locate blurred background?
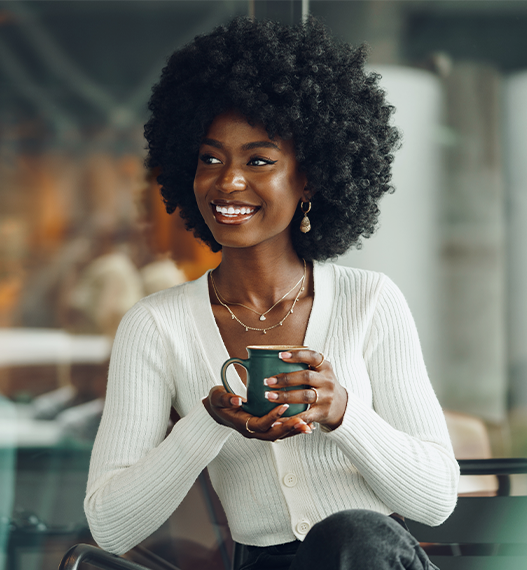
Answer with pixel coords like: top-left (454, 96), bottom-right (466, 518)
top-left (1, 1), bottom-right (527, 569)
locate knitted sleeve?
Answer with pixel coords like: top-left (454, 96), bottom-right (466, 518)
top-left (84, 302), bottom-right (232, 554)
top-left (326, 275), bottom-right (459, 526)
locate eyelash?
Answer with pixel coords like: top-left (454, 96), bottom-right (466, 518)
top-left (248, 157), bottom-right (277, 166)
top-left (199, 154), bottom-right (221, 165)
top-left (199, 154), bottom-right (277, 167)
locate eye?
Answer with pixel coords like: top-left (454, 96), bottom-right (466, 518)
top-left (199, 154), bottom-right (222, 165)
top-left (247, 157), bottom-right (278, 167)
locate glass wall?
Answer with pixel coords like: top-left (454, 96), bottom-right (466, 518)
top-left (1, 1), bottom-right (527, 569)
top-left (0, 3), bottom-right (244, 569)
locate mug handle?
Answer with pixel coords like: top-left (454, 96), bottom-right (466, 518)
top-left (221, 358), bottom-right (248, 396)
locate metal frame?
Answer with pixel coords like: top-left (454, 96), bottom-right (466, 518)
top-left (406, 458), bottom-right (527, 568)
top-left (58, 544), bottom-right (179, 570)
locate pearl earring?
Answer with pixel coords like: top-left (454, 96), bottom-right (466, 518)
top-left (299, 201), bottom-right (312, 233)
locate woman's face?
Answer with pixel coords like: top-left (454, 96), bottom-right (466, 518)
top-left (194, 110), bottom-right (307, 252)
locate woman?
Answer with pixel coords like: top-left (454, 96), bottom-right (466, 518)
top-left (85, 17), bottom-right (459, 570)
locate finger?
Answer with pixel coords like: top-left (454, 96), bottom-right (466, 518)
top-left (292, 418), bottom-right (312, 433)
top-left (210, 386), bottom-right (244, 409)
top-left (245, 407), bottom-right (313, 440)
top-left (264, 387), bottom-right (318, 405)
top-left (279, 349), bottom-right (326, 370)
top-left (247, 404), bottom-right (290, 433)
top-left (265, 368), bottom-right (318, 389)
top-left (271, 417), bottom-right (313, 436)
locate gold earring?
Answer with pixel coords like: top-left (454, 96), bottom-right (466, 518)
top-left (300, 201), bottom-right (312, 233)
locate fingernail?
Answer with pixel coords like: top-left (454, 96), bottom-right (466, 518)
top-left (231, 397), bottom-right (242, 406)
top-left (304, 427), bottom-right (313, 434)
top-left (278, 404), bottom-right (289, 415)
top-left (264, 377), bottom-right (278, 386)
top-left (271, 422), bottom-right (282, 428)
top-left (265, 391), bottom-right (279, 401)
top-left (294, 420), bottom-right (306, 429)
top-left (279, 352), bottom-right (292, 359)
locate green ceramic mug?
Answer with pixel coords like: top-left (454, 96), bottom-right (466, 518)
top-left (221, 345), bottom-right (309, 417)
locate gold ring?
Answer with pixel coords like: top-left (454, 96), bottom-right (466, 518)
top-left (313, 354), bottom-right (325, 370)
top-left (311, 388), bottom-right (319, 404)
top-left (245, 418), bottom-right (256, 434)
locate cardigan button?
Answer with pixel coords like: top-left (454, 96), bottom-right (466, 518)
top-left (283, 473), bottom-right (298, 487)
top-left (295, 520), bottom-right (311, 535)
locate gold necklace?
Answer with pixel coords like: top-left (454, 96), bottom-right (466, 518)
top-left (213, 260), bottom-right (306, 321)
top-left (210, 260), bottom-right (306, 334)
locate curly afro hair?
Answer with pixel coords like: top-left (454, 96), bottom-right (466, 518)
top-left (144, 16), bottom-right (400, 261)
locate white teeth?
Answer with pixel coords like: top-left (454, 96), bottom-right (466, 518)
top-left (215, 205), bottom-right (255, 216)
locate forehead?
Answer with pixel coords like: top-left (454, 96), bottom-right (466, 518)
top-left (205, 110), bottom-right (265, 138)
top-left (203, 110), bottom-right (295, 155)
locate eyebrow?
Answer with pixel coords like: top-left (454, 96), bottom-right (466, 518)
top-left (201, 138), bottom-right (281, 152)
top-left (243, 141), bottom-right (281, 151)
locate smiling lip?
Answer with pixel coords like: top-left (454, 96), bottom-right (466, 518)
top-left (211, 202), bottom-right (260, 225)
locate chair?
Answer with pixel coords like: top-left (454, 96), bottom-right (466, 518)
top-left (406, 458), bottom-right (527, 570)
top-left (59, 544), bottom-right (175, 570)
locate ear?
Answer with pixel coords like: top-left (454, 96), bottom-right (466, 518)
top-left (302, 184), bottom-right (315, 202)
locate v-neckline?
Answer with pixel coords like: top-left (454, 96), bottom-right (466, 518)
top-left (186, 261), bottom-right (334, 395)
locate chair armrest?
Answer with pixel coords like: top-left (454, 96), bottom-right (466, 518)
top-left (59, 544), bottom-right (156, 570)
top-left (458, 458), bottom-right (527, 476)
top-left (458, 458), bottom-right (527, 496)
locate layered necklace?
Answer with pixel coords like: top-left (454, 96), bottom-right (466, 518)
top-left (210, 259), bottom-right (306, 334)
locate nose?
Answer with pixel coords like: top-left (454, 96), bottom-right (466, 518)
top-left (216, 163), bottom-right (246, 193)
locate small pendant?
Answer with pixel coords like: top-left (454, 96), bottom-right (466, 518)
top-left (245, 327), bottom-right (249, 331)
top-left (300, 216), bottom-right (311, 233)
top-left (260, 315), bottom-right (266, 321)
top-left (263, 330), bottom-right (267, 334)
top-left (231, 315), bottom-right (235, 319)
top-left (290, 309), bottom-right (294, 314)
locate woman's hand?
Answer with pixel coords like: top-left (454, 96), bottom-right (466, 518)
top-left (265, 349), bottom-right (348, 431)
top-left (203, 386), bottom-right (314, 441)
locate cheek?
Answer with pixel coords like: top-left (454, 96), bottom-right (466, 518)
top-left (282, 172), bottom-right (306, 206)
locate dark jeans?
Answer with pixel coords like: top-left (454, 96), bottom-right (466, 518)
top-left (237, 510), bottom-right (439, 570)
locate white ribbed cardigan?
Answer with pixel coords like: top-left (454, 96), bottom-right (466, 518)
top-left (84, 262), bottom-right (459, 554)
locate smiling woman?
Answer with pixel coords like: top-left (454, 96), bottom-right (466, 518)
top-left (194, 110), bottom-right (308, 250)
top-left (144, 17), bottom-right (401, 262)
top-left (84, 15), bottom-right (459, 570)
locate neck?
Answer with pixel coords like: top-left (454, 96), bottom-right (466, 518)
top-left (212, 244), bottom-right (306, 308)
